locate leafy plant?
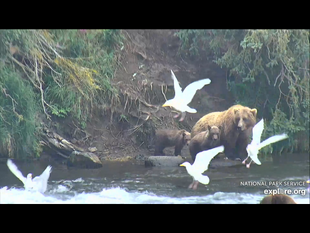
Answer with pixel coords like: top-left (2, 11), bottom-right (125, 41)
top-left (119, 114), bottom-right (129, 123)
top-left (0, 29), bottom-right (125, 159)
top-left (177, 29), bottom-right (309, 153)
top-left (0, 67), bottom-right (40, 159)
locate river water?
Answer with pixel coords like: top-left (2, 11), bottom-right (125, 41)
top-left (0, 159), bottom-right (309, 204)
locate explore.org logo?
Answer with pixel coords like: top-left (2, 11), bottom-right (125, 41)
top-left (240, 179), bottom-right (310, 197)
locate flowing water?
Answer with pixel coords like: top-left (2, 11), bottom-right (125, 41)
top-left (0, 158), bottom-right (309, 204)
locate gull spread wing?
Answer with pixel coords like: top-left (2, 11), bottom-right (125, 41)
top-left (33, 165), bottom-right (52, 193)
top-left (171, 70), bottom-right (182, 98)
top-left (258, 133), bottom-right (288, 150)
top-left (252, 119), bottom-right (264, 144)
top-left (7, 159), bottom-right (27, 185)
top-left (192, 145), bottom-right (224, 174)
top-left (181, 79), bottom-right (211, 105)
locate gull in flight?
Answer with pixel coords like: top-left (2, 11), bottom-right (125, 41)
top-left (180, 145), bottom-right (224, 190)
top-left (162, 70), bottom-right (211, 121)
top-left (242, 119), bottom-right (289, 168)
top-left (7, 159), bottom-right (52, 193)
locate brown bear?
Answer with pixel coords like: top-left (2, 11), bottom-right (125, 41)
top-left (189, 125), bottom-right (222, 161)
top-left (154, 129), bottom-right (191, 156)
top-left (191, 104), bottom-right (257, 160)
top-left (260, 194), bottom-right (297, 204)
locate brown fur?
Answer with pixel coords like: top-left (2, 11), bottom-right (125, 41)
top-left (189, 125), bottom-right (222, 161)
top-left (154, 129), bottom-right (191, 156)
top-left (260, 194), bottom-right (297, 204)
top-left (191, 105), bottom-right (257, 160)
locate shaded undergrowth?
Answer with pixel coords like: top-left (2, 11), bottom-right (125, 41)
top-left (176, 29), bottom-right (309, 154)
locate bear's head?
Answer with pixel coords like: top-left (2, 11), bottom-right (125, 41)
top-left (234, 107), bottom-right (257, 132)
top-left (181, 130), bottom-right (191, 146)
top-left (207, 125), bottom-right (222, 142)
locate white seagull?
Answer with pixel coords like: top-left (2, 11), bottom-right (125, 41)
top-left (180, 145), bottom-right (224, 190)
top-left (7, 159), bottom-right (52, 193)
top-left (242, 119), bottom-right (289, 168)
top-left (162, 70), bottom-right (211, 121)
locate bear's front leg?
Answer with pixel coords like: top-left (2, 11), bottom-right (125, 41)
top-left (235, 133), bottom-right (250, 160)
top-left (236, 147), bottom-right (247, 161)
top-left (174, 139), bottom-right (185, 156)
top-left (174, 147), bottom-right (182, 156)
top-left (224, 146), bottom-right (238, 160)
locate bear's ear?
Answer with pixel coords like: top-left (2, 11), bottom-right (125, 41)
top-left (218, 125), bottom-right (222, 131)
top-left (207, 125), bottom-right (211, 131)
top-left (234, 109), bottom-right (239, 114)
top-left (182, 130), bottom-right (189, 137)
top-left (251, 108), bottom-right (257, 118)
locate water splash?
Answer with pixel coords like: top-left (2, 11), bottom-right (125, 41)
top-left (1, 185), bottom-right (308, 204)
top-left (72, 178), bottom-right (84, 183)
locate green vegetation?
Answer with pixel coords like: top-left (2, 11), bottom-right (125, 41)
top-left (1, 29), bottom-right (308, 159)
top-left (177, 29), bottom-right (309, 154)
top-left (0, 30), bottom-right (123, 159)
top-left (0, 67), bottom-right (39, 159)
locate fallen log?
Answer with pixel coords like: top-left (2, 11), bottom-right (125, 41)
top-left (41, 125), bottom-right (102, 169)
top-left (67, 151), bottom-right (102, 169)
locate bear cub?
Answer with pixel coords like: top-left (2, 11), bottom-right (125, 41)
top-left (189, 125), bottom-right (222, 161)
top-left (154, 129), bottom-right (191, 156)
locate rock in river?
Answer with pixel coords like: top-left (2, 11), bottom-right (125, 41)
top-left (208, 158), bottom-right (243, 169)
top-left (145, 155), bottom-right (185, 167)
top-left (144, 155), bottom-right (243, 168)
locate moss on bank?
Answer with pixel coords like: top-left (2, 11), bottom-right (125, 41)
top-left (0, 30), bottom-right (124, 159)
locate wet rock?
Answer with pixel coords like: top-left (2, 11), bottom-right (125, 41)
top-left (55, 180), bottom-right (74, 191)
top-left (67, 151), bottom-right (102, 169)
top-left (209, 158), bottom-right (243, 169)
top-left (145, 155), bottom-right (185, 167)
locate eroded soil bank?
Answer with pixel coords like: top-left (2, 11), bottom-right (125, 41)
top-left (38, 30), bottom-right (236, 165)
top-left (7, 30), bottom-right (306, 167)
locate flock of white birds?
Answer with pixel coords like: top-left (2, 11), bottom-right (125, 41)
top-left (6, 70), bottom-right (289, 192)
